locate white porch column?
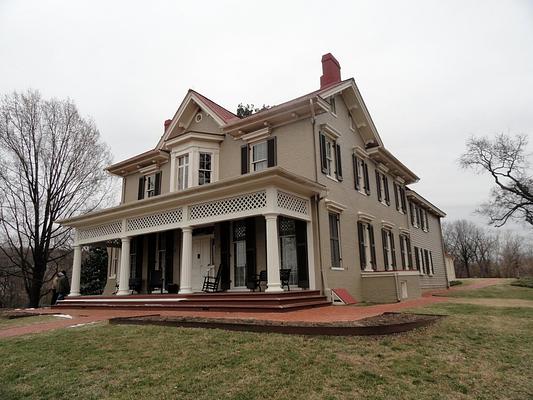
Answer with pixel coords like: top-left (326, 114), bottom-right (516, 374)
top-left (179, 226), bottom-right (193, 294)
top-left (169, 152), bottom-right (176, 192)
top-left (264, 213), bottom-right (283, 292)
top-left (116, 237), bottom-right (132, 295)
top-left (70, 245), bottom-right (82, 296)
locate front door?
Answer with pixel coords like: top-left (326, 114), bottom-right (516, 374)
top-left (191, 236), bottom-right (213, 292)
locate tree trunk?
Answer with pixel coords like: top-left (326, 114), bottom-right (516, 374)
top-left (27, 259), bottom-right (47, 308)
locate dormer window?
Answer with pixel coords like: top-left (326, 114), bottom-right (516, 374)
top-left (251, 141), bottom-right (268, 172)
top-left (329, 96), bottom-right (337, 115)
top-left (198, 152), bottom-right (212, 185)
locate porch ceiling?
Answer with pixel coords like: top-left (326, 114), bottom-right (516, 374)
top-left (58, 167), bottom-right (325, 229)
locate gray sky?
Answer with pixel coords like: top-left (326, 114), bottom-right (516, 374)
top-left (1, 0), bottom-right (532, 232)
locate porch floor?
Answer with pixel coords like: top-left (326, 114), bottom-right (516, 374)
top-left (53, 290), bottom-right (331, 313)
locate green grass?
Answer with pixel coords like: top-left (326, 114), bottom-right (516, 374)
top-left (0, 315), bottom-right (62, 330)
top-left (511, 277), bottom-right (533, 288)
top-left (442, 281), bottom-right (533, 301)
top-left (0, 304), bottom-right (532, 400)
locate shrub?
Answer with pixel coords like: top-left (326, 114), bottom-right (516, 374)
top-left (510, 278), bottom-right (533, 288)
top-left (449, 280), bottom-right (463, 287)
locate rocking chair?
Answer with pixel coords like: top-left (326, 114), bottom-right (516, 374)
top-left (202, 264), bottom-right (223, 293)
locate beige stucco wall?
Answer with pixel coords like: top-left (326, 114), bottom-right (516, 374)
top-left (409, 212), bottom-right (448, 289)
top-left (361, 274), bottom-right (420, 303)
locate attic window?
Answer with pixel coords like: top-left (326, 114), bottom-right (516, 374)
top-left (195, 113), bottom-right (203, 122)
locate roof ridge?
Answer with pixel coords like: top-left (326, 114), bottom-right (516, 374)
top-left (189, 89), bottom-right (240, 123)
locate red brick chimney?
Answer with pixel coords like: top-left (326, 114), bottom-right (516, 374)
top-left (164, 119), bottom-right (172, 132)
top-left (320, 53), bottom-right (341, 89)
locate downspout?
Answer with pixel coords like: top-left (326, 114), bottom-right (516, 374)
top-left (309, 98), bottom-right (328, 296)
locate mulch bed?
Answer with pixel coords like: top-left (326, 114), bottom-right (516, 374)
top-left (109, 312), bottom-right (443, 336)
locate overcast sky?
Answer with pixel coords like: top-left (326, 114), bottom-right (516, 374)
top-left (1, 0), bottom-right (532, 232)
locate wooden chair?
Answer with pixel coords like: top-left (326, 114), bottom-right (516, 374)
top-left (149, 270), bottom-right (163, 293)
top-left (280, 268), bottom-right (291, 291)
top-left (252, 270), bottom-right (268, 292)
top-left (202, 264), bottom-right (222, 293)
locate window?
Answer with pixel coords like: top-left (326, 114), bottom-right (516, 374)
top-left (156, 233), bottom-right (166, 272)
top-left (353, 154), bottom-right (370, 195)
top-left (138, 172), bottom-right (161, 200)
top-left (429, 251), bottom-right (435, 275)
top-left (381, 229), bottom-right (396, 270)
top-left (394, 183), bottom-right (407, 214)
top-left (358, 221), bottom-right (376, 271)
top-left (376, 171), bottom-right (390, 206)
top-left (129, 239), bottom-right (137, 279)
top-left (251, 141), bottom-right (268, 172)
top-left (110, 250), bottom-right (118, 278)
top-left (198, 152), bottom-right (212, 185)
top-left (177, 154), bottom-right (189, 190)
top-left (329, 213), bottom-right (342, 269)
top-left (399, 234), bottom-right (412, 270)
top-left (145, 174), bottom-right (156, 198)
top-left (319, 132), bottom-right (342, 181)
top-left (330, 96), bottom-right (336, 115)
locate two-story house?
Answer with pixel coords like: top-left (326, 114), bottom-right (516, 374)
top-left (58, 53), bottom-right (448, 308)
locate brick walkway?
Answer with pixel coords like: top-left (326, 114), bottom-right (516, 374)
top-left (0, 278), bottom-right (502, 339)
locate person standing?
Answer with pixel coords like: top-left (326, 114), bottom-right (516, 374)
top-left (56, 271), bottom-right (70, 302)
top-left (51, 273), bottom-right (59, 305)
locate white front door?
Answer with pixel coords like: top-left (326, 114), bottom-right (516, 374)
top-left (191, 236), bottom-right (214, 292)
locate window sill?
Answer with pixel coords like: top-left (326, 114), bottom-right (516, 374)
top-left (330, 267), bottom-right (344, 271)
top-left (357, 189), bottom-right (369, 196)
top-left (325, 174), bottom-right (339, 183)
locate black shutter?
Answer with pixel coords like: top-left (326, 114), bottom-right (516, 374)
top-left (353, 154), bottom-right (360, 190)
top-left (394, 183), bottom-right (399, 211)
top-left (267, 136), bottom-right (277, 168)
top-left (165, 230), bottom-right (174, 287)
top-left (400, 188), bottom-right (407, 213)
top-left (220, 222), bottom-right (231, 290)
top-left (357, 221), bottom-right (366, 270)
top-left (376, 171), bottom-right (382, 201)
top-left (135, 236), bottom-right (144, 280)
top-left (399, 236), bottom-right (406, 270)
top-left (154, 171), bottom-right (162, 196)
top-left (407, 238), bottom-right (413, 270)
top-left (424, 250), bottom-right (430, 275)
top-left (369, 225), bottom-right (376, 270)
top-left (335, 143), bottom-right (343, 181)
top-left (138, 177), bottom-right (145, 200)
top-left (295, 219), bottom-right (309, 288)
top-left (382, 229), bottom-right (388, 268)
top-left (425, 210), bottom-right (430, 231)
top-left (363, 163), bottom-right (370, 194)
top-left (430, 251), bottom-right (434, 274)
top-left (414, 246), bottom-right (420, 271)
top-left (390, 232), bottom-right (396, 269)
top-left (241, 145), bottom-right (249, 174)
top-left (245, 218), bottom-right (256, 288)
top-left (319, 133), bottom-right (327, 173)
top-left (384, 176), bottom-right (390, 205)
top-left (410, 203), bottom-right (415, 226)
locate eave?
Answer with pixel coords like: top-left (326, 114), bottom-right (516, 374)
top-left (106, 149), bottom-right (169, 177)
top-left (366, 146), bottom-right (419, 185)
top-left (406, 189), bottom-right (446, 218)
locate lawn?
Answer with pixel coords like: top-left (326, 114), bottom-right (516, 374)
top-left (0, 303), bottom-right (532, 400)
top-left (0, 315), bottom-right (63, 330)
top-left (442, 280), bottom-right (533, 301)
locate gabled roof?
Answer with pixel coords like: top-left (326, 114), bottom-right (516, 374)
top-left (190, 90), bottom-right (239, 124)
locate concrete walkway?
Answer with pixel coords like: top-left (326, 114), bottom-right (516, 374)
top-left (0, 278), bottom-right (503, 339)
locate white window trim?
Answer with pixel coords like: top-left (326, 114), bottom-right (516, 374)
top-left (250, 141), bottom-right (268, 173)
top-left (198, 152), bottom-right (213, 185)
top-left (177, 153), bottom-right (190, 191)
top-left (361, 221), bottom-right (374, 272)
top-left (144, 173), bottom-right (156, 198)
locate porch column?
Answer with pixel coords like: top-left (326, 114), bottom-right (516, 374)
top-left (264, 213), bottom-right (283, 292)
top-left (179, 226), bottom-right (193, 294)
top-left (306, 221), bottom-right (316, 290)
top-left (116, 237), bottom-right (132, 296)
top-left (70, 245), bottom-right (82, 296)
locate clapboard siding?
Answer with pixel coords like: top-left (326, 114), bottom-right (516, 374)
top-left (409, 211), bottom-right (448, 289)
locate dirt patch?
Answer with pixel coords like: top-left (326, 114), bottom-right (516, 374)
top-left (110, 312), bottom-right (442, 336)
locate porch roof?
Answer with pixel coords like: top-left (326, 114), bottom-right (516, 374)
top-left (58, 167), bottom-right (326, 228)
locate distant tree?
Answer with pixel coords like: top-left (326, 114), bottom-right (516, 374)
top-left (499, 234), bottom-right (524, 279)
top-left (460, 134), bottom-right (533, 227)
top-left (80, 247), bottom-right (108, 295)
top-left (236, 103), bottom-right (270, 118)
top-left (0, 90), bottom-right (115, 307)
top-left (443, 220), bottom-right (479, 278)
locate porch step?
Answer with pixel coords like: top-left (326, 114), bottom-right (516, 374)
top-left (53, 290), bottom-right (331, 313)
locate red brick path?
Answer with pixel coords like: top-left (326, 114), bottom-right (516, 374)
top-left (0, 278), bottom-right (502, 339)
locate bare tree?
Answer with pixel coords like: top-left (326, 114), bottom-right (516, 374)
top-left (443, 220), bottom-right (480, 278)
top-left (0, 90), bottom-right (114, 307)
top-left (460, 134), bottom-right (533, 227)
top-left (499, 234), bottom-right (524, 279)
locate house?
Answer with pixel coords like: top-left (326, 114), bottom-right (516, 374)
top-left (57, 53), bottom-right (448, 308)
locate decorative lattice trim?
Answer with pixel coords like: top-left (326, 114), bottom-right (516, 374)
top-left (189, 191), bottom-right (267, 220)
top-left (277, 191), bottom-right (309, 215)
top-left (78, 221), bottom-right (122, 241)
top-left (126, 208), bottom-right (183, 232)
